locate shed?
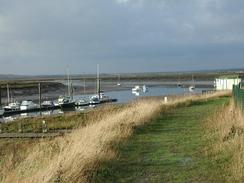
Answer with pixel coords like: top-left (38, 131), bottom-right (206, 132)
top-left (214, 75), bottom-right (241, 90)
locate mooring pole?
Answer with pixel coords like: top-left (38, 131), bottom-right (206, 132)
top-left (38, 82), bottom-right (42, 109)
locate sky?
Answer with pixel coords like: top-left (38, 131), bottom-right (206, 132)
top-left (0, 0), bottom-right (244, 75)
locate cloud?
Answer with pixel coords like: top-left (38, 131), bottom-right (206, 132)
top-left (0, 0), bottom-right (243, 74)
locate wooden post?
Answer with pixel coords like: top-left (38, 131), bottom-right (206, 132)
top-left (38, 83), bottom-right (42, 109)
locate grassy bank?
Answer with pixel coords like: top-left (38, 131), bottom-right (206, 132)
top-left (204, 101), bottom-right (244, 182)
top-left (92, 97), bottom-right (229, 182)
top-left (0, 104), bottom-right (122, 133)
top-left (0, 92), bottom-right (230, 182)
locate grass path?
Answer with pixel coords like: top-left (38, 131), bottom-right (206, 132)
top-left (92, 98), bottom-right (229, 183)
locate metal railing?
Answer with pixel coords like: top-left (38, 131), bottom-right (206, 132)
top-left (233, 83), bottom-right (244, 110)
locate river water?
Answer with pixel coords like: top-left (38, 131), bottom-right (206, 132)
top-left (0, 86), bottom-right (209, 123)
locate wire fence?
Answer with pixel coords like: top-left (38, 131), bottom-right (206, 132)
top-left (233, 84), bottom-right (244, 110)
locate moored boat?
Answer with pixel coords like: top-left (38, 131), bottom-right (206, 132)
top-left (75, 98), bottom-right (89, 106)
top-left (189, 86), bottom-right (195, 92)
top-left (132, 85), bottom-right (141, 92)
top-left (90, 95), bottom-right (100, 105)
top-left (57, 96), bottom-right (75, 108)
top-left (20, 100), bottom-right (38, 111)
top-left (4, 101), bottom-right (20, 111)
top-left (142, 85), bottom-right (149, 93)
top-left (41, 101), bottom-right (55, 108)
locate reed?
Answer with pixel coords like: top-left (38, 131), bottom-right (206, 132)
top-left (0, 92), bottom-right (230, 183)
top-left (204, 100), bottom-right (244, 182)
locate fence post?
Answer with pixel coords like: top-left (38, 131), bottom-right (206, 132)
top-left (42, 120), bottom-right (48, 133)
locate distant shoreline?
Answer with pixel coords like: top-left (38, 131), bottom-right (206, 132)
top-left (0, 79), bottom-right (214, 104)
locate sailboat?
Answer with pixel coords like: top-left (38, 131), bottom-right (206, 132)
top-left (90, 64), bottom-right (102, 105)
top-left (57, 68), bottom-right (75, 108)
top-left (4, 84), bottom-right (20, 111)
top-left (117, 74), bottom-right (121, 86)
top-left (177, 74), bottom-right (183, 88)
top-left (189, 75), bottom-right (195, 92)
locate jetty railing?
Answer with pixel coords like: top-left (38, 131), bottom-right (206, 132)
top-left (233, 83), bottom-right (244, 110)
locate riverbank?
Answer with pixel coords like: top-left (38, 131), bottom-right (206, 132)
top-left (0, 79), bottom-right (214, 104)
top-left (0, 92), bottom-right (230, 182)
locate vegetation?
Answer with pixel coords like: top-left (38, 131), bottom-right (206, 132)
top-left (0, 92), bottom-right (232, 182)
top-left (0, 104), bottom-right (122, 133)
top-left (92, 97), bottom-right (229, 182)
top-left (204, 100), bottom-right (244, 182)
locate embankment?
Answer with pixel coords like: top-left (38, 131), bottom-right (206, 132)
top-left (0, 92), bottom-right (230, 182)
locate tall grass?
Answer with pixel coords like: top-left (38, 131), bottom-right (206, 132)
top-left (1, 92), bottom-right (230, 183)
top-left (204, 100), bottom-right (244, 182)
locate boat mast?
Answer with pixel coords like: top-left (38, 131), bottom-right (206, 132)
top-left (192, 74), bottom-right (195, 87)
top-left (97, 64), bottom-right (101, 99)
top-left (67, 67), bottom-right (71, 97)
top-left (7, 83), bottom-right (10, 104)
top-left (83, 77), bottom-right (86, 95)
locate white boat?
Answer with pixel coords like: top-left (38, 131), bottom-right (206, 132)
top-left (189, 75), bottom-right (196, 92)
top-left (117, 75), bottom-right (121, 86)
top-left (132, 85), bottom-right (141, 92)
top-left (142, 85), bottom-right (149, 93)
top-left (90, 95), bottom-right (101, 105)
top-left (41, 101), bottom-right (55, 108)
top-left (20, 100), bottom-right (38, 111)
top-left (189, 86), bottom-right (195, 92)
top-left (132, 91), bottom-right (140, 96)
top-left (4, 101), bottom-right (20, 111)
top-left (75, 98), bottom-right (89, 106)
top-left (57, 96), bottom-right (75, 108)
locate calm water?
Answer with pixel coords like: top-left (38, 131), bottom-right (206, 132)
top-left (0, 86), bottom-right (208, 123)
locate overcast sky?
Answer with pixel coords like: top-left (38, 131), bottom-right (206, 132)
top-left (0, 0), bottom-right (244, 75)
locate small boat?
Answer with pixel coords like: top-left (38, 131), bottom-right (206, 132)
top-left (90, 95), bottom-right (100, 105)
top-left (132, 85), bottom-right (141, 92)
top-left (177, 83), bottom-right (183, 88)
top-left (41, 101), bottom-right (55, 108)
top-left (4, 101), bottom-right (20, 111)
top-left (57, 96), bottom-right (75, 108)
top-left (117, 75), bottom-right (121, 86)
top-left (132, 91), bottom-right (140, 96)
top-left (142, 85), bottom-right (149, 93)
top-left (20, 100), bottom-right (38, 111)
top-left (189, 75), bottom-right (195, 92)
top-left (189, 86), bottom-right (195, 92)
top-left (75, 98), bottom-right (89, 106)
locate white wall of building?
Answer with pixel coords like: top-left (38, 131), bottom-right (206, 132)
top-left (215, 78), bottom-right (241, 90)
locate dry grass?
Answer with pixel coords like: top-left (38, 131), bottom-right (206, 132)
top-left (204, 100), bottom-right (244, 182)
top-left (0, 92), bottom-right (230, 183)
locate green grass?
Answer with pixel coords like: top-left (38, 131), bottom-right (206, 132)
top-left (92, 97), bottom-right (229, 183)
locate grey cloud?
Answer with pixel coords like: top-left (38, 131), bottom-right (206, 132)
top-left (0, 0), bottom-right (244, 74)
